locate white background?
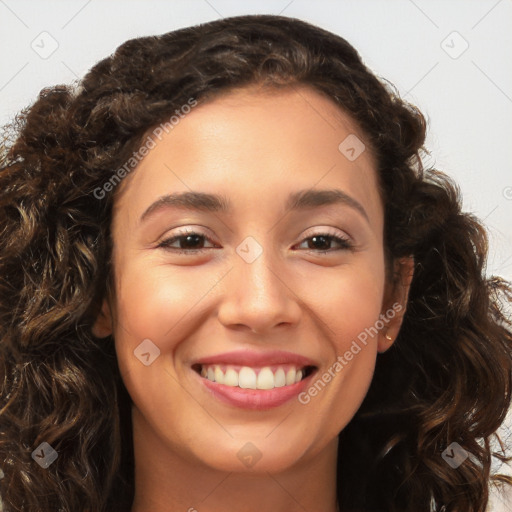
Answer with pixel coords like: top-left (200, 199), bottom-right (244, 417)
top-left (1, 1), bottom-right (511, 510)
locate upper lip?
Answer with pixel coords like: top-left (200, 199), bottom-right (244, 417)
top-left (192, 349), bottom-right (318, 368)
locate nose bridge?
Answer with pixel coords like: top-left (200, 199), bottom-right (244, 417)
top-left (236, 234), bottom-right (287, 306)
top-left (217, 234), bottom-right (299, 332)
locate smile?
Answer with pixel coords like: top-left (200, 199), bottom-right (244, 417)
top-left (193, 363), bottom-right (316, 390)
top-left (191, 363), bottom-right (319, 411)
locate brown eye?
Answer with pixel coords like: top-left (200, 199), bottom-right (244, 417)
top-left (296, 233), bottom-right (353, 253)
top-left (157, 231), bottom-right (216, 253)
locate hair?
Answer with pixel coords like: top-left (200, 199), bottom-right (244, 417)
top-left (1, 13), bottom-right (511, 512)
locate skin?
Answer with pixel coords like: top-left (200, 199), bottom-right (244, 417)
top-left (93, 84), bottom-right (414, 512)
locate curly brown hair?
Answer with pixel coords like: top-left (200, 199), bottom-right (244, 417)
top-left (1, 13), bottom-right (511, 512)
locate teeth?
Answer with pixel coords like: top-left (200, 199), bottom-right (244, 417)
top-left (285, 368), bottom-right (296, 386)
top-left (274, 367), bottom-right (286, 387)
top-left (214, 366), bottom-right (224, 385)
top-left (199, 364), bottom-right (309, 389)
top-left (239, 367), bottom-right (257, 389)
top-left (256, 367), bottom-right (274, 390)
top-left (224, 367), bottom-right (239, 387)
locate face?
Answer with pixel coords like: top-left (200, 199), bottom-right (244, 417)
top-left (94, 85), bottom-right (411, 474)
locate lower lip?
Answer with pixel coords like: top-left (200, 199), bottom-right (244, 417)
top-left (194, 369), bottom-right (316, 410)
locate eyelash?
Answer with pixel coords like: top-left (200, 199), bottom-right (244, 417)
top-left (156, 229), bottom-right (354, 254)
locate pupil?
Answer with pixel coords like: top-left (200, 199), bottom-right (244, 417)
top-left (183, 234), bottom-right (202, 249)
top-left (310, 235), bottom-right (329, 250)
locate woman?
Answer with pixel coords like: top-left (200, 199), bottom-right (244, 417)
top-left (0, 14), bottom-right (511, 512)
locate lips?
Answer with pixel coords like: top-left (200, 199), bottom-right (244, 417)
top-left (190, 349), bottom-right (318, 409)
top-left (191, 350), bottom-right (318, 386)
top-left (191, 349), bottom-right (317, 368)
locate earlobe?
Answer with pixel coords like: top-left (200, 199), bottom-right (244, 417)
top-left (377, 328), bottom-right (402, 353)
top-left (377, 256), bottom-right (415, 353)
top-left (91, 299), bottom-right (113, 338)
top-left (378, 329), bottom-right (398, 353)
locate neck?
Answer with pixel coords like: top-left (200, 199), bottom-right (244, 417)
top-left (129, 408), bottom-right (340, 512)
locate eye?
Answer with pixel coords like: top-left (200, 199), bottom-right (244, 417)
top-left (156, 230), bottom-right (216, 253)
top-left (156, 229), bottom-right (354, 254)
top-left (295, 231), bottom-right (354, 253)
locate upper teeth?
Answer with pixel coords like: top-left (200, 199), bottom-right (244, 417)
top-left (200, 365), bottom-right (305, 389)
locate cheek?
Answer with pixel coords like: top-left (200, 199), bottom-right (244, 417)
top-left (111, 261), bottom-right (211, 432)
top-left (296, 259), bottom-right (386, 425)
top-left (113, 260), bottom-right (216, 351)
top-left (302, 256), bottom-right (386, 343)
top-left (332, 266), bottom-right (385, 377)
top-left (334, 275), bottom-right (385, 343)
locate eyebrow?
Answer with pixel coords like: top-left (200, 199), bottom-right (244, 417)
top-left (140, 188), bottom-right (369, 223)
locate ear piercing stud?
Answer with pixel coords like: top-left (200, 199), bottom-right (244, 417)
top-left (385, 333), bottom-right (393, 341)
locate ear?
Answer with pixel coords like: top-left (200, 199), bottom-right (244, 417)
top-left (377, 256), bottom-right (414, 353)
top-left (91, 298), bottom-right (114, 338)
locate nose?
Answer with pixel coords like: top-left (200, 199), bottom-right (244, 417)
top-left (216, 247), bottom-right (301, 335)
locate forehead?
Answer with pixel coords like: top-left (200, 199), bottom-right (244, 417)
top-left (113, 85), bottom-right (382, 227)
